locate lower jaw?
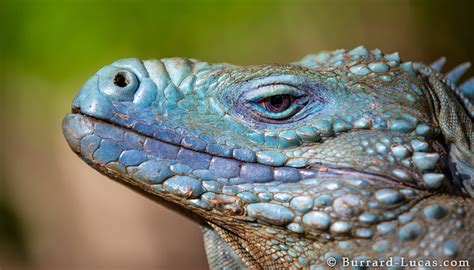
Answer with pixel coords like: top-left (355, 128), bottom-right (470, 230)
top-left (62, 113), bottom-right (474, 263)
top-left (62, 113), bottom-right (432, 236)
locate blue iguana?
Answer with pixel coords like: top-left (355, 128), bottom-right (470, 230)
top-left (63, 46), bottom-right (473, 269)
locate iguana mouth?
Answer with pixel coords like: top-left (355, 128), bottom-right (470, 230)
top-left (66, 109), bottom-right (416, 190)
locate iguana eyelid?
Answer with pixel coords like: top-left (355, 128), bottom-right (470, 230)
top-left (243, 84), bottom-right (303, 102)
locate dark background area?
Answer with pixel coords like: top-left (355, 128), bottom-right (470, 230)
top-left (1, 0), bottom-right (473, 269)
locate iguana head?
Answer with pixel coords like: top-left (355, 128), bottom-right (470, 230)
top-left (63, 47), bottom-right (473, 268)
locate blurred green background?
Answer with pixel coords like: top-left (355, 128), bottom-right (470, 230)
top-left (1, 0), bottom-right (473, 269)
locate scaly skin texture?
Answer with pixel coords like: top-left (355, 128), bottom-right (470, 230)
top-left (63, 46), bottom-right (473, 269)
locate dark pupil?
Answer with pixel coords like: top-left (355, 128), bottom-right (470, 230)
top-left (270, 95), bottom-right (283, 107)
top-left (264, 95), bottom-right (292, 113)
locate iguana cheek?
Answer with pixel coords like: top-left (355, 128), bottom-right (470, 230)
top-left (283, 130), bottom-right (450, 192)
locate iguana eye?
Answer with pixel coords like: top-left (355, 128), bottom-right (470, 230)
top-left (246, 84), bottom-right (305, 120)
top-left (239, 81), bottom-right (315, 122)
top-left (257, 94), bottom-right (295, 113)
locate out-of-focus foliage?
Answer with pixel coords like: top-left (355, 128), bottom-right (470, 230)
top-left (2, 0), bottom-right (473, 83)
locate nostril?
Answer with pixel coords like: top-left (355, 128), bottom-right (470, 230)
top-left (98, 66), bottom-right (138, 100)
top-left (113, 72), bottom-right (129, 88)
